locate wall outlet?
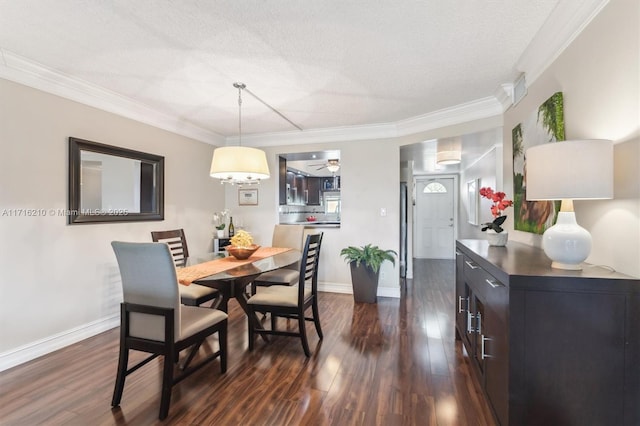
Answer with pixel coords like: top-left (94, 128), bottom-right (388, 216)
top-left (380, 207), bottom-right (387, 216)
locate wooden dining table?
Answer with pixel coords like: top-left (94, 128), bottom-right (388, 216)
top-left (177, 247), bottom-right (301, 328)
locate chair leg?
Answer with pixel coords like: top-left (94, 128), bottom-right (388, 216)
top-left (111, 344), bottom-right (129, 406)
top-left (219, 325), bottom-right (227, 373)
top-left (298, 313), bottom-right (311, 357)
top-left (312, 299), bottom-right (323, 339)
top-left (247, 313), bottom-right (255, 352)
top-left (159, 352), bottom-right (174, 420)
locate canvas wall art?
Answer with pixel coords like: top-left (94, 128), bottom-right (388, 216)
top-left (512, 92), bottom-right (564, 234)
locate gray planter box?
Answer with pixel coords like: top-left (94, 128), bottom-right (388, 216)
top-left (349, 262), bottom-right (379, 303)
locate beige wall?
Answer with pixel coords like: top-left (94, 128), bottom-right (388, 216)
top-left (503, 0), bottom-right (640, 277)
top-left (221, 139), bottom-right (401, 293)
top-left (0, 79), bottom-right (225, 366)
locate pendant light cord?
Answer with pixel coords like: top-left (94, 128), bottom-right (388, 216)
top-left (234, 82), bottom-right (245, 146)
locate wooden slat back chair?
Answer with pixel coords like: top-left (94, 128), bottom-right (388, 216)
top-left (247, 232), bottom-right (323, 357)
top-left (151, 229), bottom-right (190, 266)
top-left (151, 229), bottom-right (220, 308)
top-left (251, 224), bottom-right (305, 294)
top-left (111, 241), bottom-right (228, 420)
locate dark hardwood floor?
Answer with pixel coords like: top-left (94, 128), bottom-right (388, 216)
top-left (0, 260), bottom-right (495, 425)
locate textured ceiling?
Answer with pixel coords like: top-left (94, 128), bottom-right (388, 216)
top-left (0, 0), bottom-right (560, 139)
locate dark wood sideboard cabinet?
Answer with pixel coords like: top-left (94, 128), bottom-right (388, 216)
top-left (455, 239), bottom-right (640, 426)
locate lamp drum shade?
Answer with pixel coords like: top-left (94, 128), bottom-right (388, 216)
top-left (210, 146), bottom-right (270, 182)
top-left (525, 139), bottom-right (613, 270)
top-left (525, 139), bottom-right (613, 201)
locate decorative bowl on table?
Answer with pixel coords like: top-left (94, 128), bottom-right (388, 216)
top-left (226, 244), bottom-right (260, 260)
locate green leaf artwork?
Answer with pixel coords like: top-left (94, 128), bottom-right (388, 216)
top-left (512, 92), bottom-right (564, 235)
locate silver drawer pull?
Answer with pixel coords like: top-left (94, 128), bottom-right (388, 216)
top-left (455, 250), bottom-right (462, 255)
top-left (465, 260), bottom-right (479, 270)
top-left (458, 296), bottom-right (468, 313)
top-left (485, 278), bottom-right (504, 288)
top-left (481, 335), bottom-right (492, 360)
top-left (466, 311), bottom-right (474, 334)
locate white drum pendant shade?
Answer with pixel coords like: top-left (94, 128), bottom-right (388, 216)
top-left (210, 146), bottom-right (270, 182)
top-left (436, 137), bottom-right (462, 165)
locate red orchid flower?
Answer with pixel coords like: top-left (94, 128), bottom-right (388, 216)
top-left (479, 187), bottom-right (513, 233)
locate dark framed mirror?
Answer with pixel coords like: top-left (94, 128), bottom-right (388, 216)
top-left (68, 137), bottom-right (164, 224)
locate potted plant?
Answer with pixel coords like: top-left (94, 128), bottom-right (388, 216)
top-left (213, 210), bottom-right (228, 238)
top-left (479, 187), bottom-right (513, 246)
top-left (340, 244), bottom-right (397, 303)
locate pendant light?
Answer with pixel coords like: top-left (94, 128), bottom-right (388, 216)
top-left (436, 137), bottom-right (462, 165)
top-left (210, 82), bottom-right (270, 185)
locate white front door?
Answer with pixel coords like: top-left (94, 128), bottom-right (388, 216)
top-left (414, 177), bottom-right (455, 259)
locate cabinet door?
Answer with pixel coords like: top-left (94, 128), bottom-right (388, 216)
top-left (307, 177), bottom-right (322, 205)
top-left (455, 250), bottom-right (467, 341)
top-left (519, 291), bottom-right (626, 426)
top-left (286, 172), bottom-right (295, 204)
top-left (295, 175), bottom-right (306, 204)
top-left (482, 304), bottom-right (508, 426)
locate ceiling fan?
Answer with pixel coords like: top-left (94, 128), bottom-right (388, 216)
top-left (310, 159), bottom-right (340, 173)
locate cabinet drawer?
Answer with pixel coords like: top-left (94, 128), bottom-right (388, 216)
top-left (464, 256), bottom-right (508, 324)
top-left (463, 256), bottom-right (483, 284)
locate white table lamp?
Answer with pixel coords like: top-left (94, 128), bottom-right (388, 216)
top-left (525, 139), bottom-right (613, 270)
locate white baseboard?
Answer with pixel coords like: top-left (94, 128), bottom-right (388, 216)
top-left (0, 314), bottom-right (120, 373)
top-left (319, 281), bottom-right (401, 299)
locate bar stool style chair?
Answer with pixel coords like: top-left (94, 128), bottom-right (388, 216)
top-left (110, 241), bottom-right (228, 420)
top-left (151, 229), bottom-right (220, 308)
top-left (247, 232), bottom-right (323, 357)
top-left (251, 225), bottom-right (305, 294)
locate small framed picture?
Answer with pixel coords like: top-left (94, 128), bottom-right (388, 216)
top-left (467, 179), bottom-right (479, 225)
top-left (238, 188), bottom-right (258, 206)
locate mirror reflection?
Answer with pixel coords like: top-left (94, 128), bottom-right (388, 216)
top-left (69, 137), bottom-right (164, 224)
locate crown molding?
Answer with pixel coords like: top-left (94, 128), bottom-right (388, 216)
top-left (226, 122), bottom-right (398, 147)
top-left (228, 97), bottom-right (503, 147)
top-left (515, 0), bottom-right (609, 85)
top-left (494, 83), bottom-right (514, 111)
top-left (1, 49), bottom-right (503, 148)
top-left (0, 50), bottom-right (225, 145)
top-left (395, 96), bottom-right (503, 136)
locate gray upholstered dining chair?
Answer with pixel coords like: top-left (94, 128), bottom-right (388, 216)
top-left (151, 229), bottom-right (220, 308)
top-left (111, 241), bottom-right (228, 420)
top-left (250, 224), bottom-right (305, 294)
top-left (247, 232), bottom-right (323, 357)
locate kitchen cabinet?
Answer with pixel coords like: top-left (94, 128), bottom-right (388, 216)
top-left (306, 177), bottom-right (322, 205)
top-left (455, 239), bottom-right (640, 426)
top-left (282, 172), bottom-right (323, 206)
top-left (285, 171), bottom-right (295, 204)
top-left (294, 174), bottom-right (305, 205)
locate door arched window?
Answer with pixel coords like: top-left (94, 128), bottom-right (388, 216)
top-left (423, 182), bottom-right (447, 193)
